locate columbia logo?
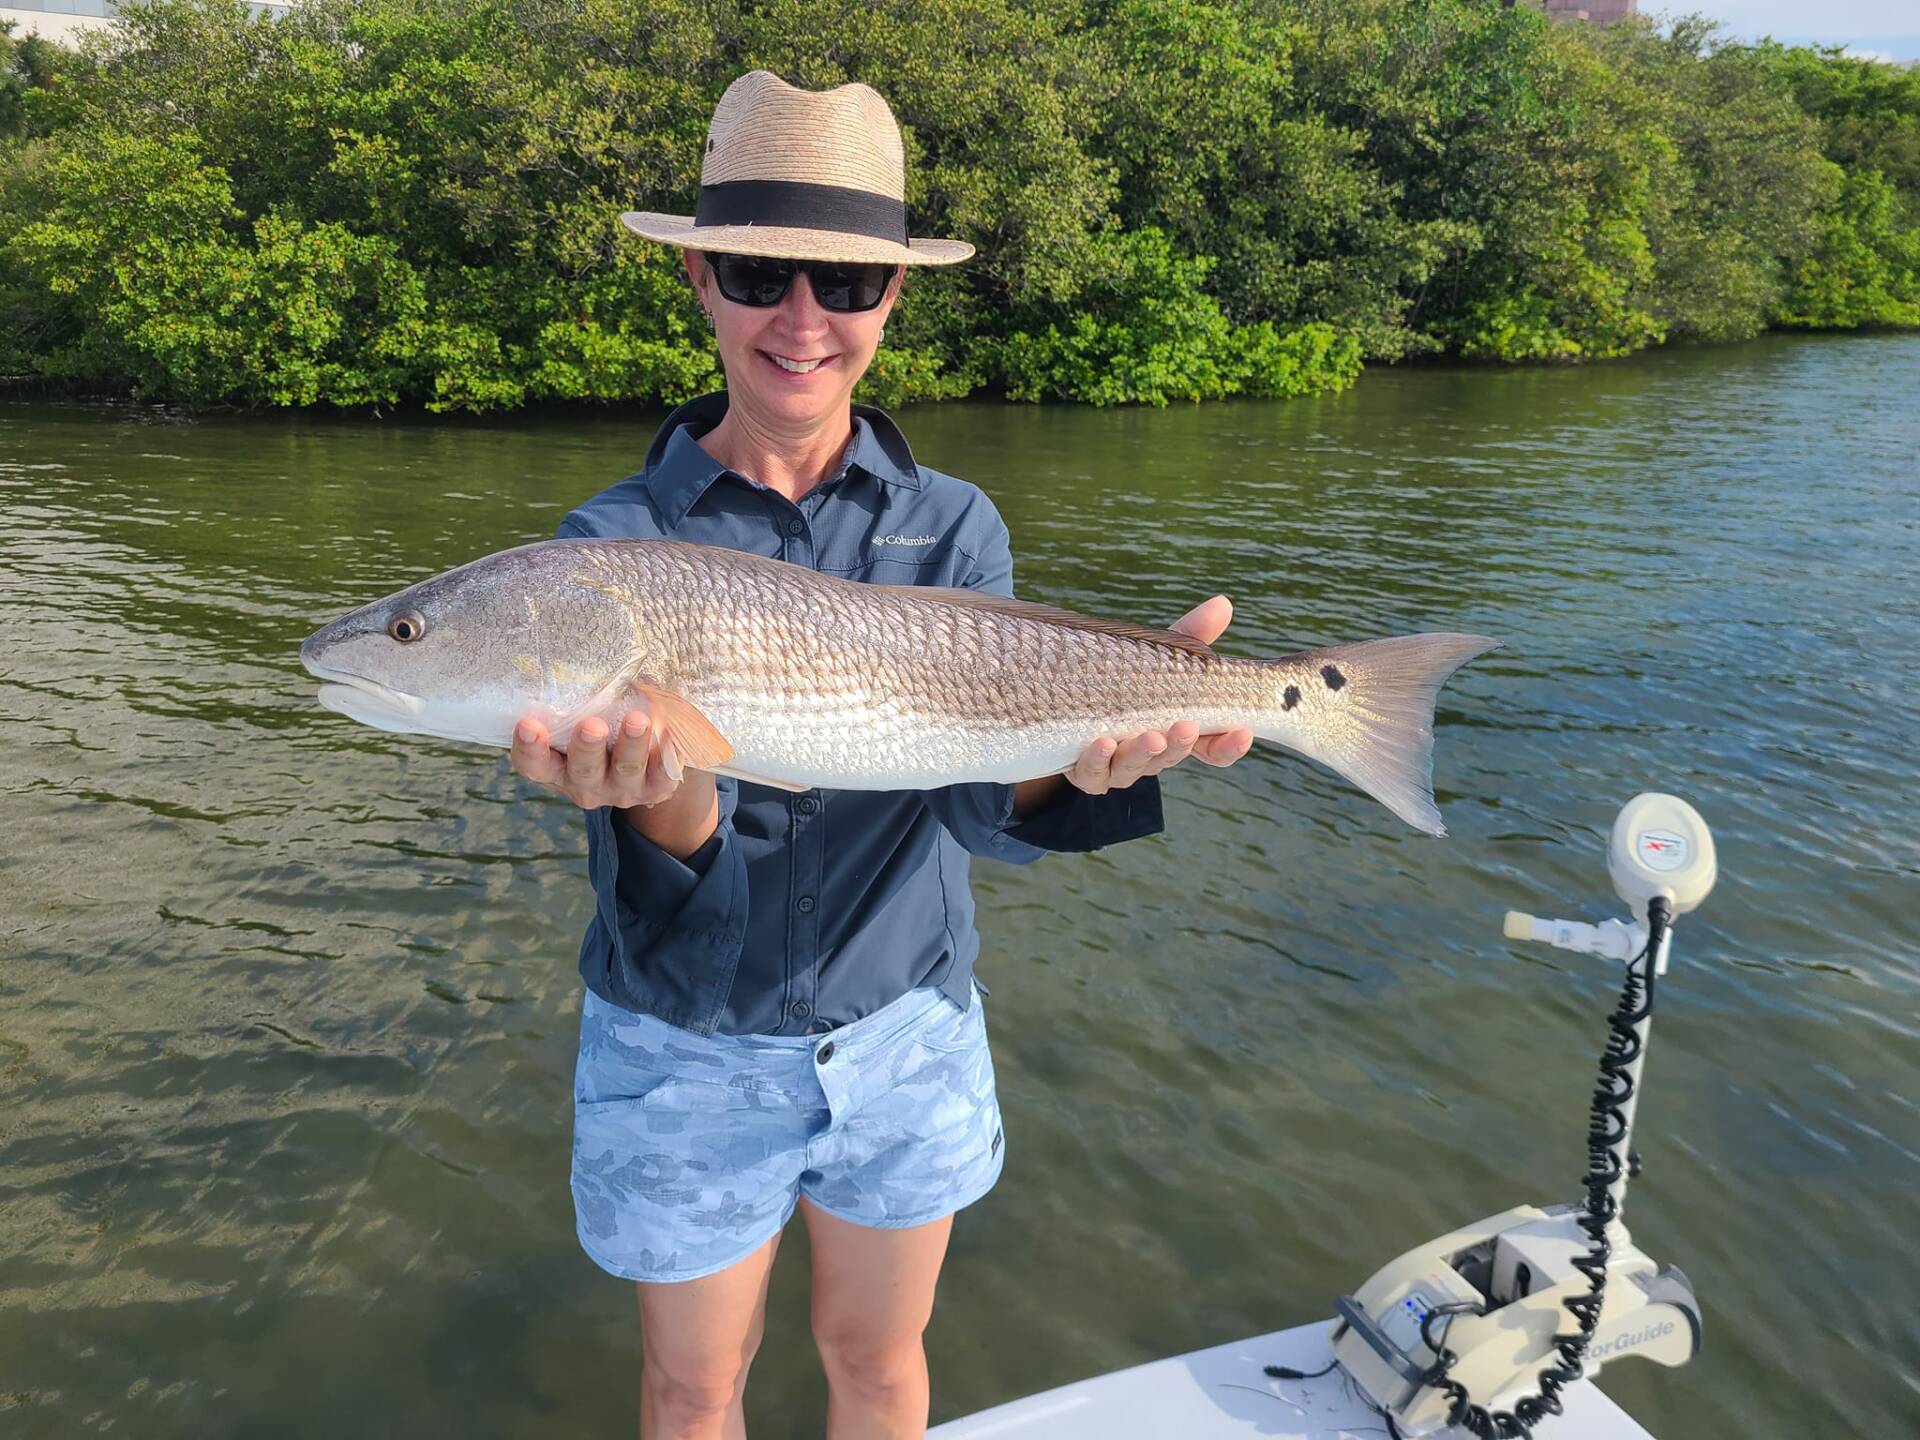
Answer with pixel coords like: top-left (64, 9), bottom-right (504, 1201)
top-left (874, 533), bottom-right (938, 548)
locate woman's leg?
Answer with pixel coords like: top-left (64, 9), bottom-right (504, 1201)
top-left (801, 1197), bottom-right (955, 1440)
top-left (635, 1226), bottom-right (786, 1440)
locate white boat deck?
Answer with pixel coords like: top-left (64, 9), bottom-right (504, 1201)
top-left (930, 1320), bottom-right (1653, 1440)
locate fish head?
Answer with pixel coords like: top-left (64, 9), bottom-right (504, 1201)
top-left (300, 542), bottom-right (647, 748)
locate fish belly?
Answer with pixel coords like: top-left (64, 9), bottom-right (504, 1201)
top-left (690, 688), bottom-right (1263, 791)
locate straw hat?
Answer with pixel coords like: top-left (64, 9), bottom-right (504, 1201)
top-left (620, 71), bottom-right (974, 267)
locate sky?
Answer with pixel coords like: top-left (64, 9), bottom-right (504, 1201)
top-left (1659, 0), bottom-right (1920, 61)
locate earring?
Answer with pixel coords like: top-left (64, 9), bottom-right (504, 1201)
top-left (703, 310), bottom-right (714, 330)
top-left (877, 326), bottom-right (886, 346)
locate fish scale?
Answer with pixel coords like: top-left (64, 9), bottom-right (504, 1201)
top-left (301, 539), bottom-right (1497, 835)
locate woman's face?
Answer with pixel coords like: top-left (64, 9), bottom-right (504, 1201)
top-left (683, 249), bottom-right (903, 431)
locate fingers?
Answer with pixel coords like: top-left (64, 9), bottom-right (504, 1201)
top-left (566, 716), bottom-right (611, 792)
top-left (1170, 595), bottom-right (1232, 646)
top-left (1067, 736), bottom-right (1120, 795)
top-left (1112, 724), bottom-right (1193, 788)
top-left (609, 712), bottom-right (653, 785)
top-left (511, 718), bottom-right (565, 788)
top-left (1104, 731), bottom-right (1165, 790)
top-left (1192, 728), bottom-right (1254, 767)
top-left (1067, 721), bottom-right (1251, 794)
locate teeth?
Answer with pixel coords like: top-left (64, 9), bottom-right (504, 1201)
top-left (768, 354), bottom-right (826, 373)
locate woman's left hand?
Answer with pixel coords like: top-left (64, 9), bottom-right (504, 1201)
top-left (1059, 595), bottom-right (1256, 796)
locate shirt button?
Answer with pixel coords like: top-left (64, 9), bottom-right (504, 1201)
top-left (796, 895), bottom-right (816, 914)
top-left (797, 796), bottom-right (819, 815)
top-left (816, 1041), bottom-right (836, 1065)
top-left (791, 1000), bottom-right (811, 1020)
top-left (786, 518), bottom-right (805, 536)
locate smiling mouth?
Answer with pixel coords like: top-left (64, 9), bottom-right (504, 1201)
top-left (760, 350), bottom-right (836, 375)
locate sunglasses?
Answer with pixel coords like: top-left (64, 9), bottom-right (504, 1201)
top-left (704, 252), bottom-right (896, 314)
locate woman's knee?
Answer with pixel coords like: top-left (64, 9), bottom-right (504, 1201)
top-left (813, 1324), bottom-right (928, 1403)
top-left (641, 1349), bottom-right (755, 1425)
top-left (640, 1295), bottom-right (768, 1423)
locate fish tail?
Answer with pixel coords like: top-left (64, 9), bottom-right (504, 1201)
top-left (1258, 632), bottom-right (1498, 836)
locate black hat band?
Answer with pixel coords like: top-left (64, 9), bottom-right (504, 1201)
top-left (694, 180), bottom-right (909, 245)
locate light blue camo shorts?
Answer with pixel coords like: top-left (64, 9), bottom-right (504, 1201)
top-left (570, 979), bottom-right (1004, 1283)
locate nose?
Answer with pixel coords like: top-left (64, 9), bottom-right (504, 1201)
top-left (772, 267), bottom-right (832, 337)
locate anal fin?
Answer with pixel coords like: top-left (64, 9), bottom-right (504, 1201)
top-left (710, 762), bottom-right (811, 795)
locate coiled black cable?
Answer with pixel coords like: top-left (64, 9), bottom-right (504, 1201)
top-left (1420, 896), bottom-right (1672, 1439)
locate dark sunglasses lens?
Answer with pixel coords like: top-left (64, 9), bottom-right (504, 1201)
top-left (711, 254), bottom-right (795, 307)
top-left (808, 263), bottom-right (892, 313)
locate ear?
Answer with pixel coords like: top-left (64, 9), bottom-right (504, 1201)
top-left (682, 247), bottom-right (709, 303)
top-left (877, 264), bottom-right (907, 324)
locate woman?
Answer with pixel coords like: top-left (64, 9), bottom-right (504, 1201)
top-left (509, 71), bottom-right (1252, 1440)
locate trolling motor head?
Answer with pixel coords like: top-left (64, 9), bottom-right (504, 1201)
top-left (1331, 794), bottom-right (1712, 1437)
top-left (1609, 792), bottom-right (1716, 921)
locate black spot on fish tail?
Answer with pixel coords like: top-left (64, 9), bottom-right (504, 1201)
top-left (1282, 684), bottom-right (1301, 711)
top-left (1321, 664), bottom-right (1347, 691)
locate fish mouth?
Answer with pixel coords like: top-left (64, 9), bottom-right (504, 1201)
top-left (302, 652), bottom-right (426, 722)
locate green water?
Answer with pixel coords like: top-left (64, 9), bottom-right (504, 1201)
top-left (2, 333), bottom-right (1915, 1439)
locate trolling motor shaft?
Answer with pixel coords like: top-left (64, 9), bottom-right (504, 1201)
top-left (1331, 794), bottom-right (1715, 1437)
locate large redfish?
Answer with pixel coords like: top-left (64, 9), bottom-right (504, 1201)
top-left (300, 539), bottom-right (1495, 834)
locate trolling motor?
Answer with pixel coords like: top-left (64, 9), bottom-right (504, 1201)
top-left (1330, 794), bottom-right (1715, 1437)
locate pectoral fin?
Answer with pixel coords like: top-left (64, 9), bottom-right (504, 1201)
top-left (633, 683), bottom-right (735, 772)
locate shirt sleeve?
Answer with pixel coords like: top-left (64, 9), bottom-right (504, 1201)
top-left (921, 514), bottom-right (1164, 862)
top-left (584, 785), bottom-right (748, 980)
top-left (561, 508), bottom-right (750, 987)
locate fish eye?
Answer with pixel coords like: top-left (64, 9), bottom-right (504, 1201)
top-left (387, 613), bottom-right (426, 643)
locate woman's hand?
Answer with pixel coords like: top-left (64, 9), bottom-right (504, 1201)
top-left (510, 711), bottom-right (720, 861)
top-left (510, 712), bottom-right (684, 810)
top-left (1025, 595), bottom-right (1256, 807)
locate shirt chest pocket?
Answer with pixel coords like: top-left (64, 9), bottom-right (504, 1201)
top-left (816, 549), bottom-right (963, 586)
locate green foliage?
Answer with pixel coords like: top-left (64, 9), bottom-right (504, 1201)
top-left (12, 131), bottom-right (423, 404)
top-left (1756, 41), bottom-right (1920, 211)
top-left (1774, 169), bottom-right (1920, 327)
top-left (1577, 18), bottom-right (1841, 345)
top-left (0, 0), bottom-right (1914, 412)
top-left (996, 228), bottom-right (1360, 405)
top-left (1080, 0), bottom-right (1430, 360)
top-left (1, 19), bottom-right (75, 143)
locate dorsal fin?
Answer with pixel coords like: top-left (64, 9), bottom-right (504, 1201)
top-left (872, 585), bottom-right (1217, 658)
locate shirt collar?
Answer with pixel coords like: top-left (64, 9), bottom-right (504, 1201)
top-left (641, 391), bottom-right (924, 528)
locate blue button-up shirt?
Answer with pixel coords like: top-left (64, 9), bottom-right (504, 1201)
top-left (556, 393), bottom-right (1164, 1036)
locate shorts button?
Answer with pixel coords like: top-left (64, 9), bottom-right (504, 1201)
top-left (791, 1000), bottom-right (811, 1019)
top-left (796, 895), bottom-right (816, 913)
top-left (797, 796), bottom-right (819, 815)
top-left (816, 1041), bottom-right (836, 1065)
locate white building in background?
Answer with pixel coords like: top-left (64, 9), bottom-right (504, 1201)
top-left (2, 1), bottom-right (290, 45)
top-left (1542, 0), bottom-right (1637, 24)
top-left (1, 1), bottom-right (118, 45)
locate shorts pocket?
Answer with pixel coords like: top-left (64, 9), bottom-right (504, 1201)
top-left (576, 1004), bottom-right (694, 1108)
top-left (911, 989), bottom-right (982, 1057)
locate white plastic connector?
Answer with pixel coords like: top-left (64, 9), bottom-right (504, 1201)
top-left (1503, 912), bottom-right (1645, 960)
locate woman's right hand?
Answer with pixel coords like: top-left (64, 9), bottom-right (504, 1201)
top-left (510, 712), bottom-right (686, 810)
top-left (511, 712), bottom-right (721, 861)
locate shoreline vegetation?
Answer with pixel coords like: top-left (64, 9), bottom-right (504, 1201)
top-left (2, 0), bottom-right (1917, 413)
